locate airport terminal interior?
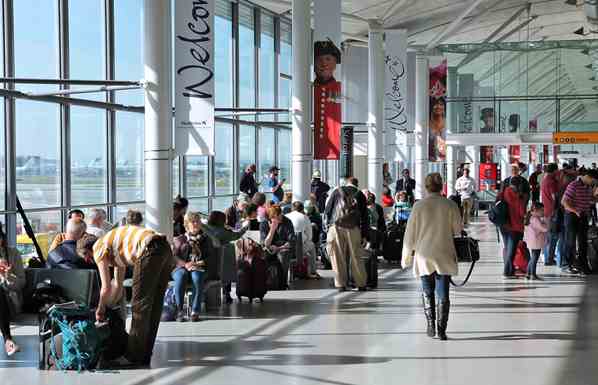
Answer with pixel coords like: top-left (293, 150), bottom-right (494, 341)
top-left (2, 0), bottom-right (598, 384)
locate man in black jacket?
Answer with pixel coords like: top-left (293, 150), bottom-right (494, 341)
top-left (47, 219), bottom-right (96, 270)
top-left (311, 169), bottom-right (330, 213)
top-left (239, 164), bottom-right (258, 198)
top-left (395, 169), bottom-right (416, 204)
top-left (324, 177), bottom-right (369, 292)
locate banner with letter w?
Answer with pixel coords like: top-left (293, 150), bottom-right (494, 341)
top-left (175, 0), bottom-right (215, 156)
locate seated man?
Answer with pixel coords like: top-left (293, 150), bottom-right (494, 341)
top-left (94, 210), bottom-right (173, 367)
top-left (87, 208), bottom-right (112, 238)
top-left (285, 201), bottom-right (319, 279)
top-left (49, 209), bottom-right (89, 252)
top-left (47, 218), bottom-right (96, 269)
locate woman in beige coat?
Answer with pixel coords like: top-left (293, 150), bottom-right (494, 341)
top-left (402, 173), bottom-right (463, 340)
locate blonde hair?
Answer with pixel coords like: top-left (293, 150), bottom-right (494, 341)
top-left (425, 173), bottom-right (443, 193)
top-left (184, 211), bottom-right (202, 231)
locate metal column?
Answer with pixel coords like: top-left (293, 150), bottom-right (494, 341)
top-left (291, 0), bottom-right (312, 202)
top-left (368, 21), bottom-right (384, 200)
top-left (414, 53), bottom-right (429, 200)
top-left (143, 0), bottom-right (173, 237)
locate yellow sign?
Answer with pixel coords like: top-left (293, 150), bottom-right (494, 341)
top-left (553, 132), bottom-right (598, 145)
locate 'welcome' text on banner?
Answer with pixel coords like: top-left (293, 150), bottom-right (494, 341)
top-left (175, 0), bottom-right (215, 156)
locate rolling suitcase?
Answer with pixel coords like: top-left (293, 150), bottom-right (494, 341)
top-left (362, 248), bottom-right (378, 289)
top-left (383, 223), bottom-right (404, 263)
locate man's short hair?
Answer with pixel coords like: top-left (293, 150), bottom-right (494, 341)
top-left (126, 210), bottom-right (143, 225)
top-left (546, 163), bottom-right (558, 173)
top-left (585, 169), bottom-right (598, 180)
top-left (348, 177), bottom-right (359, 187)
top-left (207, 211), bottom-right (226, 227)
top-left (88, 208), bottom-right (106, 222)
top-left (292, 201), bottom-right (304, 212)
top-left (173, 195), bottom-right (189, 210)
top-left (425, 173), bottom-right (443, 193)
top-left (463, 168), bottom-right (470, 174)
top-left (66, 218), bottom-right (87, 239)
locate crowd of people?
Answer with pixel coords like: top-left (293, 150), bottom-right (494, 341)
top-left (1, 160), bottom-right (597, 363)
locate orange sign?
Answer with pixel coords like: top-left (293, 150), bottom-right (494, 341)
top-left (553, 132), bottom-right (598, 145)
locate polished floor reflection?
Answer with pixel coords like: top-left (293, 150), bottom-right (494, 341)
top-left (0, 219), bottom-right (589, 385)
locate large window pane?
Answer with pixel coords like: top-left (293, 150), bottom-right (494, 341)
top-left (115, 0), bottom-right (144, 202)
top-left (280, 22), bottom-right (291, 76)
top-left (214, 196), bottom-right (234, 212)
top-left (71, 107), bottom-right (107, 205)
top-left (259, 14), bottom-right (275, 108)
top-left (259, 127), bottom-right (275, 185)
top-left (277, 129), bottom-right (291, 190)
top-left (215, 123), bottom-right (234, 195)
top-left (239, 125), bottom-right (256, 177)
top-left (186, 156), bottom-right (209, 197)
top-left (188, 198), bottom-right (209, 215)
top-left (115, 112), bottom-right (144, 202)
top-left (239, 4), bottom-right (255, 108)
top-left (114, 203), bottom-right (146, 225)
top-left (173, 157), bottom-right (180, 198)
top-left (69, 0), bottom-right (104, 80)
top-left (215, 0), bottom-right (233, 108)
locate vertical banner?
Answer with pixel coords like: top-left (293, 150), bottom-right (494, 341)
top-left (340, 126), bottom-right (354, 178)
top-left (479, 163), bottom-right (498, 191)
top-left (314, 0), bottom-right (342, 160)
top-left (428, 58), bottom-right (447, 162)
top-left (457, 74), bottom-right (474, 133)
top-left (509, 145), bottom-right (521, 165)
top-left (384, 29), bottom-right (408, 175)
top-left (480, 146), bottom-right (494, 163)
top-left (175, 0), bottom-right (215, 156)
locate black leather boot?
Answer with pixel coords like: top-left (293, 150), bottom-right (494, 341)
top-left (437, 301), bottom-right (450, 341)
top-left (422, 294), bottom-right (436, 338)
top-left (223, 284), bottom-right (233, 305)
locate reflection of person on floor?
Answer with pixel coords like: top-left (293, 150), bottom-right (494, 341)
top-left (429, 98), bottom-right (446, 161)
top-left (480, 108), bottom-right (495, 133)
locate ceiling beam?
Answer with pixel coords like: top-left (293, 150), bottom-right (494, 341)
top-left (382, 0), bottom-right (413, 26)
top-left (457, 3), bottom-right (533, 67)
top-left (425, 0), bottom-right (488, 51)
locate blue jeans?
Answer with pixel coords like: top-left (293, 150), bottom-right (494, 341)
top-left (172, 268), bottom-right (205, 314)
top-left (543, 231), bottom-right (558, 264)
top-left (502, 229), bottom-right (523, 276)
top-left (420, 273), bottom-right (450, 303)
top-left (528, 249), bottom-right (541, 276)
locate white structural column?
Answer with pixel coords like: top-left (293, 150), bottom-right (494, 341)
top-left (465, 145), bottom-right (479, 183)
top-left (414, 53), bottom-right (429, 200)
top-left (144, 0), bottom-right (172, 237)
top-left (446, 66), bottom-right (457, 196)
top-left (499, 146), bottom-right (509, 181)
top-left (291, 0), bottom-right (312, 202)
top-left (368, 21), bottom-right (385, 199)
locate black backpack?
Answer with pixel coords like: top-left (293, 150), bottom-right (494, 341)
top-left (334, 187), bottom-right (360, 229)
top-left (488, 200), bottom-right (509, 227)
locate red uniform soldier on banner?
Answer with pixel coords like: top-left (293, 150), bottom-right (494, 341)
top-left (314, 40), bottom-right (342, 160)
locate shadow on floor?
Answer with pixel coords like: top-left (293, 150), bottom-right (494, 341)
top-left (450, 333), bottom-right (576, 341)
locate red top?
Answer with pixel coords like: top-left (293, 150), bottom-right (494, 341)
top-left (540, 173), bottom-right (558, 218)
top-left (504, 186), bottom-right (526, 234)
top-left (382, 195), bottom-right (394, 207)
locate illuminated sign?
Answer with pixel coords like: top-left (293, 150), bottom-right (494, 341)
top-left (552, 132), bottom-right (598, 145)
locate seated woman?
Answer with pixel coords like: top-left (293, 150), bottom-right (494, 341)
top-left (201, 211), bottom-right (248, 304)
top-left (260, 205), bottom-right (296, 290)
top-left (0, 225), bottom-right (25, 356)
top-left (242, 203), bottom-right (260, 231)
top-left (394, 190), bottom-right (412, 224)
top-left (172, 212), bottom-right (212, 322)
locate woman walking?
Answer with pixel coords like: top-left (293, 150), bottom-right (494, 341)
top-left (402, 173), bottom-right (463, 340)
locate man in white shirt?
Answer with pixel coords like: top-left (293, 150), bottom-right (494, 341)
top-left (285, 201), bottom-right (319, 279)
top-left (454, 168), bottom-right (477, 226)
top-left (86, 208), bottom-right (113, 238)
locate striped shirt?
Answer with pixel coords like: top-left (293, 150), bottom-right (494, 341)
top-left (93, 225), bottom-right (157, 267)
top-left (563, 178), bottom-right (594, 214)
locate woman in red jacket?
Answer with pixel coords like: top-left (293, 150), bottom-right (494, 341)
top-left (500, 176), bottom-right (527, 277)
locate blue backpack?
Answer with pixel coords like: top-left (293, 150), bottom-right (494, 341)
top-left (488, 200), bottom-right (509, 227)
top-left (47, 304), bottom-right (108, 371)
top-left (160, 285), bottom-right (177, 322)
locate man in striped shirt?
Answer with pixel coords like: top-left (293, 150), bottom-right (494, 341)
top-left (561, 169), bottom-right (598, 274)
top-left (94, 210), bottom-right (174, 367)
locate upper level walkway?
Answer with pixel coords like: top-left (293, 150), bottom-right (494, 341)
top-left (0, 218), bottom-right (595, 385)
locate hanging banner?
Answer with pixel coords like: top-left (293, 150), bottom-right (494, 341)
top-left (313, 41), bottom-right (342, 160)
top-left (174, 0), bottom-right (215, 156)
top-left (480, 146), bottom-right (494, 163)
top-left (509, 145), bottom-right (521, 165)
top-left (457, 74), bottom-right (474, 133)
top-left (428, 57), bottom-right (447, 162)
top-left (479, 163), bottom-right (498, 191)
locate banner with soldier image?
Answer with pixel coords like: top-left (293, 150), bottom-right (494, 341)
top-left (314, 40), bottom-right (342, 160)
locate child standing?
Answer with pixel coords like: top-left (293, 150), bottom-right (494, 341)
top-left (524, 202), bottom-right (549, 280)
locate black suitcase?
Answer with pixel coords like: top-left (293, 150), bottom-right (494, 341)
top-left (362, 248), bottom-right (378, 289)
top-left (587, 226), bottom-right (598, 272)
top-left (266, 257), bottom-right (284, 291)
top-left (383, 226), bottom-right (404, 263)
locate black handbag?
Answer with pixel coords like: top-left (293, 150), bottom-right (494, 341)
top-left (450, 235), bottom-right (480, 287)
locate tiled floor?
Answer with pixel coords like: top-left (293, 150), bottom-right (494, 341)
top-left (0, 218), bottom-right (590, 385)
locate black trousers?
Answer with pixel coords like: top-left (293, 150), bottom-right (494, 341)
top-left (0, 288), bottom-right (12, 340)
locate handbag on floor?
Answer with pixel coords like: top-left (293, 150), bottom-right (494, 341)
top-left (450, 234), bottom-right (480, 287)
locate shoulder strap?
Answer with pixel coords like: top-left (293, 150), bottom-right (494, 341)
top-left (449, 260), bottom-right (476, 287)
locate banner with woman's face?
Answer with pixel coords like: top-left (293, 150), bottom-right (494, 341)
top-left (428, 58), bottom-right (447, 162)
